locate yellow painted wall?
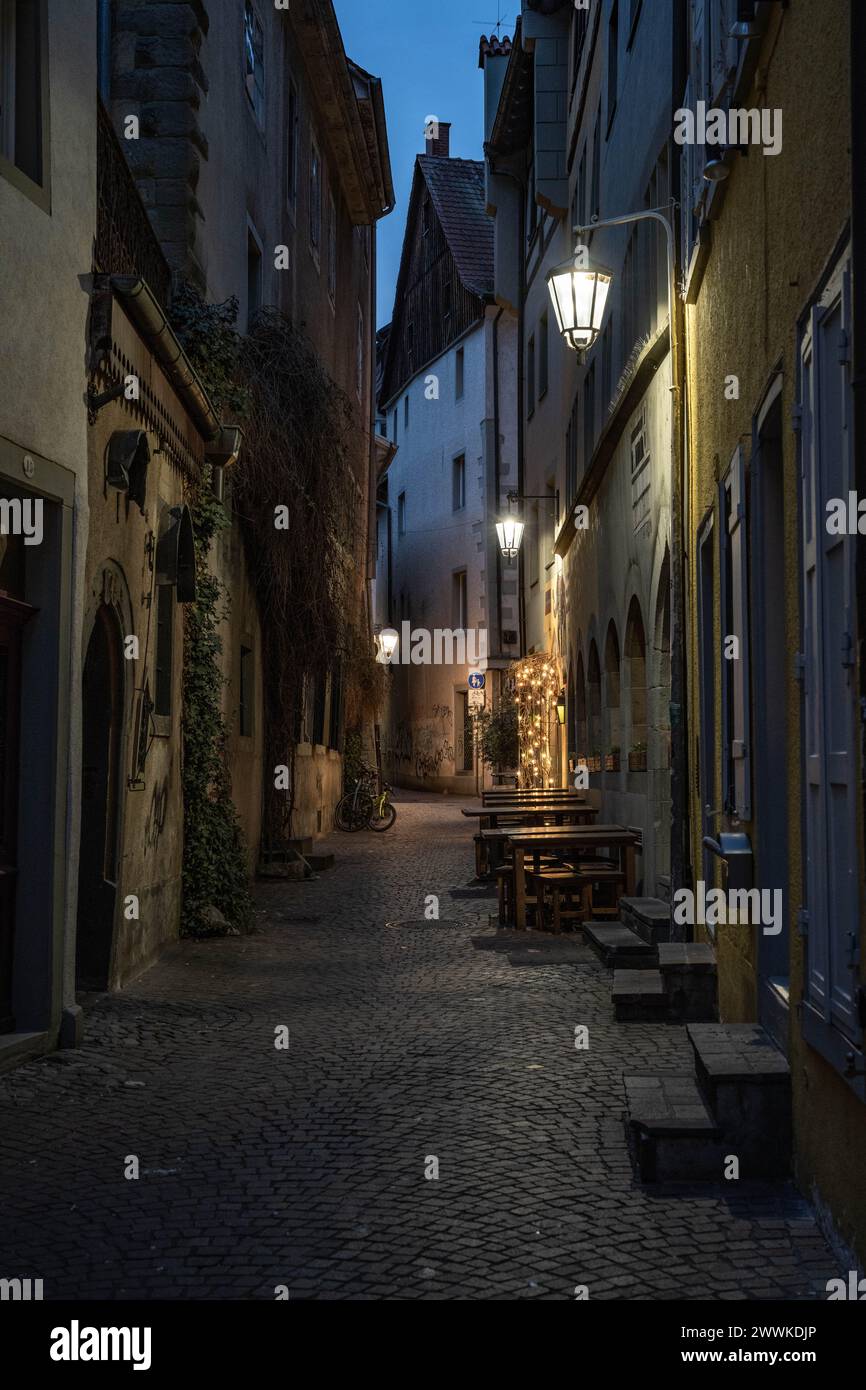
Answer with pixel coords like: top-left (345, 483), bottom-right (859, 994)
top-left (683, 0), bottom-right (866, 1263)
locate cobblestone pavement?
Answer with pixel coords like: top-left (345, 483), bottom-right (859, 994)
top-left (0, 794), bottom-right (843, 1300)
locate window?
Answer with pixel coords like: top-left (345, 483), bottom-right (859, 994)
top-left (572, 3), bottom-right (589, 92)
top-left (404, 393), bottom-right (409, 430)
top-left (539, 312), bottom-right (549, 400)
top-left (601, 322), bottom-right (612, 411)
top-left (455, 345), bottom-right (464, 400)
top-left (583, 362), bottom-right (595, 469)
top-left (565, 389), bottom-right (580, 503)
top-left (286, 78), bottom-right (299, 209)
top-left (453, 570), bottom-right (468, 629)
top-left (577, 146), bottom-right (587, 229)
top-left (97, 0), bottom-right (112, 102)
top-left (719, 445), bottom-right (750, 818)
top-left (328, 664), bottom-right (343, 750)
top-left (452, 454), bottom-right (466, 511)
top-left (529, 503), bottom-right (539, 587)
top-left (311, 674), bottom-right (326, 748)
top-left (591, 104), bottom-right (601, 218)
top-left (356, 305), bottom-right (364, 400)
top-left (309, 138), bottom-right (322, 258)
top-left (627, 0), bottom-right (643, 47)
top-left (243, 1), bottom-right (265, 126)
top-left (327, 192), bottom-right (337, 302)
top-left (798, 259), bottom-right (861, 1054)
top-left (607, 2), bottom-right (619, 131)
top-left (0, 0), bottom-right (48, 203)
top-left (397, 491), bottom-right (406, 536)
top-left (527, 334), bottom-right (536, 418)
top-left (246, 227), bottom-right (262, 331)
top-left (154, 584), bottom-right (174, 719)
top-left (239, 645), bottom-right (254, 737)
top-left (630, 405), bottom-right (651, 531)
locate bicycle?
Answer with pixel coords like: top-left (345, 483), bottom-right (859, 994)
top-left (335, 768), bottom-right (397, 832)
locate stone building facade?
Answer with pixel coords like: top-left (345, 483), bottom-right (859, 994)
top-left (378, 124), bottom-right (519, 793)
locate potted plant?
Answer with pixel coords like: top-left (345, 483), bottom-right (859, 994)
top-left (605, 745), bottom-right (621, 772)
top-left (628, 741), bottom-right (647, 771)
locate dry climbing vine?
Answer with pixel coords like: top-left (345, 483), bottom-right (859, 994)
top-left (234, 308), bottom-right (383, 845)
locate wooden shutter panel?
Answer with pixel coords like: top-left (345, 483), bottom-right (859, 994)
top-left (800, 266), bottom-right (861, 1041)
top-left (728, 445), bottom-right (751, 819)
top-left (800, 317), bottom-right (830, 1017)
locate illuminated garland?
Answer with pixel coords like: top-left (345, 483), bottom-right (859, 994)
top-left (513, 653), bottom-right (560, 788)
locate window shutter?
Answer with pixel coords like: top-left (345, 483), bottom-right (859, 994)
top-left (800, 315), bottom-right (830, 1019)
top-left (800, 267), bottom-right (862, 1042)
top-left (727, 445), bottom-right (751, 819)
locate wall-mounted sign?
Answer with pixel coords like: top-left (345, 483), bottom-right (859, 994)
top-left (468, 672), bottom-right (485, 690)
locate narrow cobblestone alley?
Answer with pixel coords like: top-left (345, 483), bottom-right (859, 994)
top-left (0, 797), bottom-right (843, 1301)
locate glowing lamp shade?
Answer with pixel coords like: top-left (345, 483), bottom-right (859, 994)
top-left (546, 258), bottom-right (612, 352)
top-left (555, 691), bottom-right (567, 725)
top-left (376, 628), bottom-right (399, 664)
top-left (496, 517), bottom-right (525, 559)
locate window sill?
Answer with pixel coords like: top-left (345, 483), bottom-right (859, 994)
top-left (0, 154), bottom-right (51, 214)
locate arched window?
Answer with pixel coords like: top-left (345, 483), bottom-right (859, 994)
top-left (604, 621), bottom-right (621, 758)
top-left (587, 640), bottom-right (602, 762)
top-left (575, 653), bottom-right (587, 760)
top-left (625, 596), bottom-right (647, 765)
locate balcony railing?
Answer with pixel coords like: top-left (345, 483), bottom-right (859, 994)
top-left (96, 98), bottom-right (171, 310)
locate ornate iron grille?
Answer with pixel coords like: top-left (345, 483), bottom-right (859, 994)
top-left (96, 99), bottom-right (171, 310)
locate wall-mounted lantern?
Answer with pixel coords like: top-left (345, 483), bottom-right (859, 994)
top-left (546, 256), bottom-right (612, 353)
top-left (555, 690), bottom-right (567, 726)
top-left (106, 430), bottom-right (150, 513)
top-left (375, 628), bottom-right (399, 664)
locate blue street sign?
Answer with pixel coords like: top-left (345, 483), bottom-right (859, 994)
top-left (468, 672), bottom-right (485, 690)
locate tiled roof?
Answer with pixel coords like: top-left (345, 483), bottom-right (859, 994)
top-left (417, 156), bottom-right (493, 299)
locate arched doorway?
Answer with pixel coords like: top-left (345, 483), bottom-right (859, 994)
top-left (76, 604), bottom-right (124, 991)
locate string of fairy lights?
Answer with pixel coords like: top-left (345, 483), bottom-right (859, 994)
top-left (514, 653), bottom-right (560, 789)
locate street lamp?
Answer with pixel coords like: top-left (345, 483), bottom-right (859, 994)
top-left (495, 515), bottom-right (525, 559)
top-left (375, 628), bottom-right (398, 664)
top-left (546, 256), bottom-right (612, 353)
top-left (496, 490), bottom-right (559, 559)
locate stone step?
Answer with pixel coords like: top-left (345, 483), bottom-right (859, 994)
top-left (612, 968), bottom-right (667, 1021)
top-left (688, 1023), bottom-right (791, 1178)
top-left (305, 853), bottom-right (334, 872)
top-left (658, 942), bottom-right (718, 1023)
top-left (624, 1074), bottom-right (726, 1182)
top-left (583, 921), bottom-right (657, 968)
top-left (619, 896), bottom-right (672, 945)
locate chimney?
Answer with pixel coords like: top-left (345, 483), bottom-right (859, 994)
top-left (425, 121), bottom-right (451, 158)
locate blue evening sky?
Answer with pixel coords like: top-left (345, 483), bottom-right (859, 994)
top-left (334, 0), bottom-right (513, 327)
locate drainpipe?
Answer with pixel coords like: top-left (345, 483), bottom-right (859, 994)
top-left (852, 2), bottom-right (866, 874)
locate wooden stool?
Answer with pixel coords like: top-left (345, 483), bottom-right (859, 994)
top-left (532, 869), bottom-right (592, 934)
top-left (582, 867), bottom-right (626, 918)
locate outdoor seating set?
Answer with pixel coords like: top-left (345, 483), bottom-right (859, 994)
top-left (461, 789), bottom-right (639, 934)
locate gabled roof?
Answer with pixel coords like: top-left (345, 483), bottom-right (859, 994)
top-left (416, 155), bottom-right (493, 299)
top-left (380, 153), bottom-right (493, 408)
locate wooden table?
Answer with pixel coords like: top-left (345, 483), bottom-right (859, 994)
top-left (504, 825), bottom-right (639, 929)
top-left (463, 802), bottom-right (591, 829)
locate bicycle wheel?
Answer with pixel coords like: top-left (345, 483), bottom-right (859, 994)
top-left (334, 795), bottom-right (355, 831)
top-left (348, 791), bottom-right (374, 830)
top-left (369, 801), bottom-right (397, 832)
